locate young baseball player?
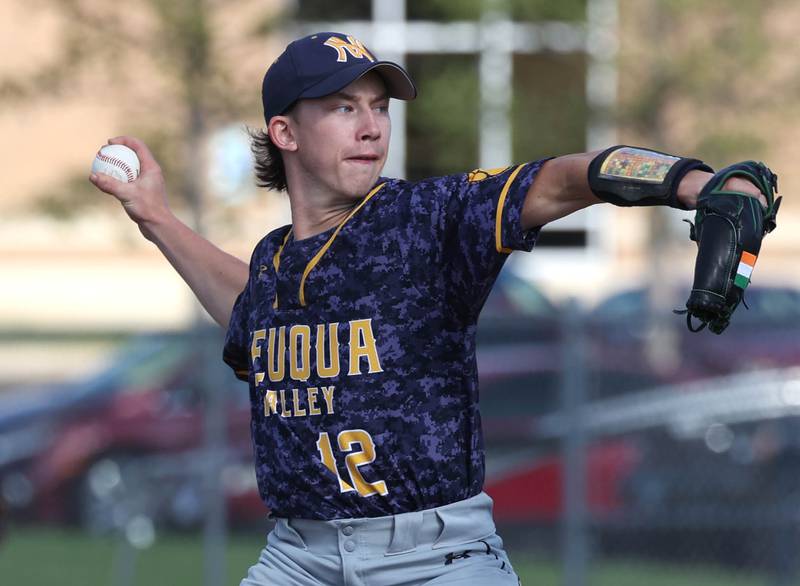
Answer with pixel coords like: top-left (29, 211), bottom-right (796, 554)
top-left (90, 31), bottom-right (773, 586)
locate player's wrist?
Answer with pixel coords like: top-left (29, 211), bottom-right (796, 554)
top-left (137, 205), bottom-right (178, 241)
top-left (676, 169), bottom-right (713, 209)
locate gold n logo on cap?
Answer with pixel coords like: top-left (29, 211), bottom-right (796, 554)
top-left (323, 36), bottom-right (375, 63)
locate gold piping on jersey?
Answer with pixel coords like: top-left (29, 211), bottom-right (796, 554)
top-left (271, 183), bottom-right (386, 309)
top-left (467, 166), bottom-right (510, 182)
top-left (495, 163), bottom-right (527, 254)
top-left (299, 182), bottom-right (386, 306)
top-left (272, 229), bottom-right (292, 309)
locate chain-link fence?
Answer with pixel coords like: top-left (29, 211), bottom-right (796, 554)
top-left (482, 288), bottom-right (800, 586)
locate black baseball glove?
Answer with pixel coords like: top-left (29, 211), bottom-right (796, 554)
top-left (678, 161), bottom-right (781, 334)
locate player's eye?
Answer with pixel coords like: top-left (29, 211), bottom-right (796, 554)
top-left (374, 103), bottom-right (389, 113)
top-left (334, 104), bottom-right (354, 113)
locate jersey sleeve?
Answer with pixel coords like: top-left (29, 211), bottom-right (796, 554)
top-left (222, 284), bottom-right (251, 382)
top-left (441, 159), bottom-right (550, 317)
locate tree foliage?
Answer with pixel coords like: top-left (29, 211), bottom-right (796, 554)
top-left (618, 0), bottom-right (787, 166)
top-left (408, 0), bottom-right (586, 21)
top-left (4, 0), bottom-right (280, 220)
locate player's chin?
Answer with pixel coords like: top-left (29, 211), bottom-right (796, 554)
top-left (343, 182), bottom-right (377, 200)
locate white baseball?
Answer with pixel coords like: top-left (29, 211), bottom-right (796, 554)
top-left (92, 145), bottom-right (141, 183)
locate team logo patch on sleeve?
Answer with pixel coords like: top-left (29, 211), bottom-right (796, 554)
top-left (467, 167), bottom-right (510, 182)
top-left (599, 146), bottom-right (681, 183)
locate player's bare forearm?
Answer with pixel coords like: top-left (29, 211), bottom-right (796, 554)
top-left (521, 152), bottom-right (602, 230)
top-left (144, 213), bottom-right (248, 328)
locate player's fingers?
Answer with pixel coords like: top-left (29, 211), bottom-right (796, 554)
top-left (89, 171), bottom-right (132, 201)
top-left (722, 177), bottom-right (768, 208)
top-left (108, 135), bottom-right (160, 172)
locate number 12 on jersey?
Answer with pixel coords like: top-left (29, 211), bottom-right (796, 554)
top-left (316, 429), bottom-right (389, 497)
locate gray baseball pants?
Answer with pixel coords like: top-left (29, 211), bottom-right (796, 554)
top-left (240, 491), bottom-right (520, 585)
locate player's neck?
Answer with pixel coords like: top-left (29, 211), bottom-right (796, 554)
top-left (286, 186), bottom-right (359, 241)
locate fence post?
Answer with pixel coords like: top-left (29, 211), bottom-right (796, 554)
top-left (561, 299), bottom-right (589, 586)
top-left (202, 326), bottom-right (228, 586)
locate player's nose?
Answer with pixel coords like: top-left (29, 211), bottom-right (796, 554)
top-left (357, 109), bottom-right (382, 141)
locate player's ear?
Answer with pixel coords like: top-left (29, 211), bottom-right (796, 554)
top-left (268, 115), bottom-right (298, 153)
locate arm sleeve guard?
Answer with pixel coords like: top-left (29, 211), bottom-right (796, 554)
top-left (588, 145), bottom-right (713, 210)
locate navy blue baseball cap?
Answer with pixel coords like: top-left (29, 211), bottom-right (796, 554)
top-left (262, 32), bottom-right (417, 123)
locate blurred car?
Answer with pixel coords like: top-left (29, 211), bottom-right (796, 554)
top-left (3, 332), bottom-right (260, 531)
top-left (0, 337), bottom-right (184, 515)
top-left (524, 367), bottom-right (800, 568)
top-left (618, 423), bottom-right (800, 567)
top-left (477, 269), bottom-right (565, 356)
top-left (486, 439), bottom-right (640, 523)
top-left (478, 359), bottom-right (670, 528)
top-left (476, 274), bottom-right (677, 528)
top-left (587, 285), bottom-right (800, 376)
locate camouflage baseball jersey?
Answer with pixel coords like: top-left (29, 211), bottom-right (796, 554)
top-left (223, 161), bottom-right (547, 520)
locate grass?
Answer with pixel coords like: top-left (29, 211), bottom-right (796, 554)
top-left (0, 526), bottom-right (771, 586)
top-left (0, 527), bottom-right (260, 586)
top-left (575, 559), bottom-right (768, 586)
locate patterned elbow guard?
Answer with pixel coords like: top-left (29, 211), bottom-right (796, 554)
top-left (588, 145), bottom-right (713, 209)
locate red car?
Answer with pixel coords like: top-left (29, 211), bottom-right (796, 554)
top-left (14, 333), bottom-right (260, 530)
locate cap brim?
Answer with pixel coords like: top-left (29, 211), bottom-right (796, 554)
top-left (299, 61), bottom-right (417, 103)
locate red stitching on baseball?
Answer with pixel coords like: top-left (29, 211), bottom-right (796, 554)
top-left (96, 150), bottom-right (137, 182)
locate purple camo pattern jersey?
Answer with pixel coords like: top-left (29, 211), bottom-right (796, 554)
top-left (223, 160), bottom-right (547, 520)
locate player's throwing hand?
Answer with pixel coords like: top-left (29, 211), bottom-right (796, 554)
top-left (89, 136), bottom-right (171, 241)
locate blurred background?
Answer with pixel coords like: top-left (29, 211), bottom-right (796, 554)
top-left (2, 0), bottom-right (800, 584)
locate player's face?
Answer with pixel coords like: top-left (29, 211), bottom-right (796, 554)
top-left (291, 72), bottom-right (391, 200)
